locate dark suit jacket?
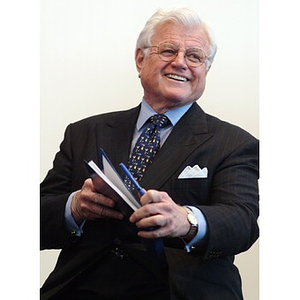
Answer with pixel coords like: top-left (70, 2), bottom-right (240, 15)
top-left (40, 103), bottom-right (259, 299)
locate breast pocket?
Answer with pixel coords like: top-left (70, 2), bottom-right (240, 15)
top-left (169, 178), bottom-right (210, 205)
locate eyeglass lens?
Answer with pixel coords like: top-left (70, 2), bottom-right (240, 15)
top-left (157, 43), bottom-right (206, 67)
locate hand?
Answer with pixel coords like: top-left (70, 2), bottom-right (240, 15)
top-left (71, 179), bottom-right (124, 224)
top-left (129, 190), bottom-right (190, 239)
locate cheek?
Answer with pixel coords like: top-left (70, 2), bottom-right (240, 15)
top-left (199, 76), bottom-right (206, 88)
top-left (192, 72), bottom-right (207, 96)
top-left (194, 69), bottom-right (206, 87)
top-left (140, 64), bottom-right (163, 86)
top-left (139, 70), bottom-right (159, 94)
top-left (140, 56), bottom-right (166, 79)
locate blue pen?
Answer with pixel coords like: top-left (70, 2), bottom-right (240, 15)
top-left (119, 163), bottom-right (145, 196)
top-left (120, 164), bottom-right (167, 268)
top-left (120, 162), bottom-right (159, 231)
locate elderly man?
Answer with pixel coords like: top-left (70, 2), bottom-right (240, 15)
top-left (41, 7), bottom-right (259, 300)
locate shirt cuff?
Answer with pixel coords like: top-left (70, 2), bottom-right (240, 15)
top-left (183, 206), bottom-right (207, 253)
top-left (64, 191), bottom-right (85, 236)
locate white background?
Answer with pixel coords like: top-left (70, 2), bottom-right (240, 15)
top-left (40, 0), bottom-right (259, 299)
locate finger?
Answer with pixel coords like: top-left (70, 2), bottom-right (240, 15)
top-left (129, 203), bottom-right (153, 223)
top-left (140, 190), bottom-right (168, 206)
top-left (93, 201), bottom-right (124, 219)
top-left (93, 192), bottom-right (116, 208)
top-left (131, 203), bottom-right (187, 238)
top-left (93, 193), bottom-right (124, 220)
top-left (135, 211), bottom-right (181, 239)
top-left (78, 189), bottom-right (124, 220)
top-left (87, 205), bottom-right (124, 220)
top-left (135, 214), bottom-right (165, 229)
top-left (82, 178), bottom-right (96, 192)
top-left (129, 201), bottom-right (165, 223)
top-left (81, 184), bottom-right (118, 210)
top-left (136, 224), bottom-right (172, 239)
top-left (81, 199), bottom-right (124, 220)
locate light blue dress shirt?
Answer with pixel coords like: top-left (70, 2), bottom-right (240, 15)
top-left (65, 99), bottom-right (207, 252)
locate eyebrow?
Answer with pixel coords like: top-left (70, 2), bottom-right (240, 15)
top-left (158, 41), bottom-right (204, 49)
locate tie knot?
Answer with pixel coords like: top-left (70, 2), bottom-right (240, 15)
top-left (150, 114), bottom-right (169, 128)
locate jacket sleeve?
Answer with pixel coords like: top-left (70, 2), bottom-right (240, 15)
top-left (40, 123), bottom-right (79, 250)
top-left (199, 138), bottom-right (259, 259)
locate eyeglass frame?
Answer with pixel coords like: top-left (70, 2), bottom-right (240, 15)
top-left (143, 42), bottom-right (209, 68)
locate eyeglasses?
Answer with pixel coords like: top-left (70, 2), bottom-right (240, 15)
top-left (146, 42), bottom-right (208, 68)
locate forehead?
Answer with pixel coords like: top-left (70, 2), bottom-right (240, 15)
top-left (152, 21), bottom-right (209, 51)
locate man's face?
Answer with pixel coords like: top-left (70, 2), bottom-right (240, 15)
top-left (136, 22), bottom-right (211, 113)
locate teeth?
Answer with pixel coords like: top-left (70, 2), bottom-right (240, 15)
top-left (166, 74), bottom-right (188, 82)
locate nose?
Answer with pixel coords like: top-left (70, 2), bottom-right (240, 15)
top-left (171, 50), bottom-right (188, 69)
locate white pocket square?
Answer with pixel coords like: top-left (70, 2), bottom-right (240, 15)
top-left (178, 165), bottom-right (208, 179)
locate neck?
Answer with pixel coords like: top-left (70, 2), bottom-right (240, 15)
top-left (144, 98), bottom-right (194, 114)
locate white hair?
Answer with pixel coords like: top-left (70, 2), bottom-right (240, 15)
top-left (136, 7), bottom-right (217, 70)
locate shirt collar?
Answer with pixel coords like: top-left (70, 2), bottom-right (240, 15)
top-left (136, 99), bottom-right (193, 131)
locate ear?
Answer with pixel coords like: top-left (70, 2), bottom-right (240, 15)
top-left (135, 48), bottom-right (145, 73)
top-left (206, 64), bottom-right (211, 74)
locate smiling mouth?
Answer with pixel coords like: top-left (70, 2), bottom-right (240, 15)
top-left (165, 74), bottom-right (189, 82)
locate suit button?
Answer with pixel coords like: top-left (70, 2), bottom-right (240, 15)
top-left (70, 230), bottom-right (77, 236)
top-left (114, 236), bottom-right (121, 245)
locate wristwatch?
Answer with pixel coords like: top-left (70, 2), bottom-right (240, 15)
top-left (180, 206), bottom-right (198, 242)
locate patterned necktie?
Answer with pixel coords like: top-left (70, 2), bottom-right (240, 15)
top-left (124, 114), bottom-right (169, 268)
top-left (125, 114), bottom-right (170, 190)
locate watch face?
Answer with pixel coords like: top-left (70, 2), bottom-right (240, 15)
top-left (188, 213), bottom-right (198, 225)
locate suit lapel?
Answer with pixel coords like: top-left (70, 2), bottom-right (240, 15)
top-left (141, 103), bottom-right (213, 190)
top-left (95, 105), bottom-right (141, 173)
